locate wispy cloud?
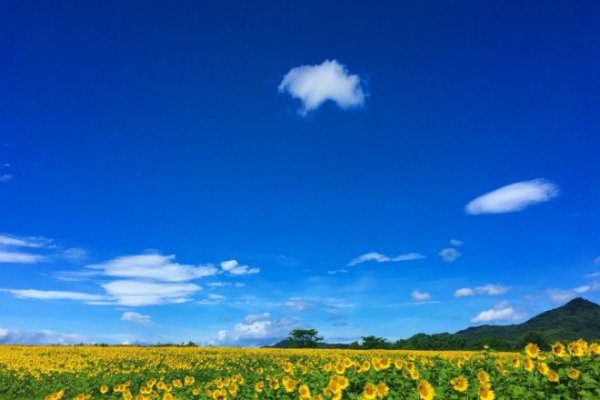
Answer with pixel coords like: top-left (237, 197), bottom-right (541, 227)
top-left (0, 327), bottom-right (85, 344)
top-left (465, 179), bottom-right (559, 215)
top-left (1, 289), bottom-right (108, 302)
top-left (547, 284), bottom-right (598, 304)
top-left (121, 311), bottom-right (153, 325)
top-left (279, 60), bottom-right (365, 115)
top-left (471, 302), bottom-right (525, 323)
top-left (450, 239), bottom-right (464, 247)
top-left (0, 234), bottom-right (51, 248)
top-left (197, 294), bottom-right (227, 305)
top-left (281, 296), bottom-right (355, 312)
top-left (100, 280), bottom-right (202, 306)
top-left (327, 268), bottom-right (348, 275)
top-left (454, 284), bottom-right (510, 298)
top-left (87, 254), bottom-right (219, 282)
top-left (0, 250), bottom-right (47, 264)
top-left (348, 251), bottom-right (425, 266)
top-left (220, 260), bottom-right (259, 276)
top-left (438, 247), bottom-right (461, 263)
top-left (0, 174), bottom-right (12, 182)
top-left (411, 290), bottom-right (431, 302)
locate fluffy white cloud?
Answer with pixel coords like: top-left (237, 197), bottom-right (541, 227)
top-left (101, 280), bottom-right (201, 306)
top-left (348, 252), bottom-right (425, 266)
top-left (0, 250), bottom-right (46, 264)
top-left (220, 260), bottom-right (259, 276)
top-left (1, 289), bottom-right (108, 302)
top-left (87, 254), bottom-right (219, 282)
top-left (454, 284), bottom-right (510, 298)
top-left (411, 290), bottom-right (431, 302)
top-left (471, 302), bottom-right (525, 323)
top-left (0, 327), bottom-right (85, 344)
top-left (465, 179), bottom-right (559, 215)
top-left (438, 248), bottom-right (461, 263)
top-left (449, 239), bottom-right (464, 247)
top-left (121, 311), bottom-right (152, 325)
top-left (217, 313), bottom-right (299, 346)
top-left (279, 60), bottom-right (365, 115)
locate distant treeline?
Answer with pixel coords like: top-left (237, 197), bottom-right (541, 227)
top-left (269, 331), bottom-right (557, 352)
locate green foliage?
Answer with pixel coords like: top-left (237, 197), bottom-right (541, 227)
top-left (286, 328), bottom-right (323, 348)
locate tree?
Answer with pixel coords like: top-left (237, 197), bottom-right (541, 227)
top-left (287, 329), bottom-right (323, 348)
top-left (518, 331), bottom-right (550, 351)
top-left (361, 336), bottom-right (390, 349)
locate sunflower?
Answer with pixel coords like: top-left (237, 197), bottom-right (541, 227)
top-left (298, 384), bottom-right (311, 399)
top-left (450, 376), bottom-right (468, 392)
top-left (479, 385), bottom-right (495, 400)
top-left (524, 343), bottom-right (540, 358)
top-left (567, 368), bottom-right (581, 380)
top-left (551, 342), bottom-right (566, 357)
top-left (417, 380), bottom-right (435, 400)
top-left (537, 362), bottom-right (549, 376)
top-left (547, 370), bottom-right (559, 383)
top-left (376, 382), bottom-right (389, 397)
top-left (476, 370), bottom-right (490, 384)
top-left (362, 383), bottom-right (378, 400)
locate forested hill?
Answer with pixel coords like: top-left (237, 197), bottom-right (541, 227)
top-left (269, 297), bottom-right (600, 350)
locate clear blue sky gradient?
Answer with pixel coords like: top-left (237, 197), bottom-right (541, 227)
top-left (1, 0), bottom-right (599, 345)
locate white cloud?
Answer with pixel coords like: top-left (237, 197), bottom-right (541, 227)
top-left (87, 254), bottom-right (219, 282)
top-left (547, 284), bottom-right (598, 304)
top-left (220, 260), bottom-right (259, 276)
top-left (282, 296), bottom-right (355, 312)
top-left (1, 289), bottom-right (108, 302)
top-left (197, 294), bottom-right (227, 305)
top-left (454, 288), bottom-right (475, 297)
top-left (0, 234), bottom-right (51, 248)
top-left (62, 248), bottom-right (88, 262)
top-left (0, 250), bottom-right (46, 264)
top-left (411, 290), bottom-right (431, 302)
top-left (465, 179), bottom-right (559, 215)
top-left (279, 59), bottom-right (365, 115)
top-left (449, 239), bottom-right (464, 247)
top-left (327, 268), bottom-right (349, 275)
top-left (471, 302), bottom-right (525, 323)
top-left (217, 313), bottom-right (299, 346)
top-left (454, 284), bottom-right (510, 298)
top-left (207, 281), bottom-right (231, 288)
top-left (438, 247), bottom-right (461, 263)
top-left (101, 280), bottom-right (201, 306)
top-left (348, 251), bottom-right (425, 266)
top-left (121, 311), bottom-right (152, 325)
top-left (0, 327), bottom-right (85, 344)
top-left (0, 174), bottom-right (13, 182)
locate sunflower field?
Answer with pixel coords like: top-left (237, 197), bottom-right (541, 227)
top-left (0, 340), bottom-right (598, 400)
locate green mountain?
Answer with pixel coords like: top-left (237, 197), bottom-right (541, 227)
top-left (270, 297), bottom-right (600, 350)
top-left (454, 297), bottom-right (600, 346)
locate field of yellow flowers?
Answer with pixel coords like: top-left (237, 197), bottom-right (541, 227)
top-left (0, 340), bottom-right (598, 400)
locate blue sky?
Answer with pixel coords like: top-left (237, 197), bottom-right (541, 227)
top-left (1, 0), bottom-right (599, 345)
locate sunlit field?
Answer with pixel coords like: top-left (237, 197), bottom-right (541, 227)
top-left (0, 340), bottom-right (598, 400)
